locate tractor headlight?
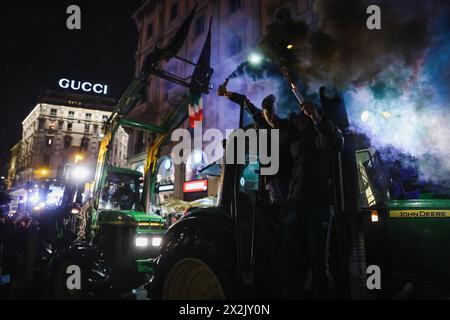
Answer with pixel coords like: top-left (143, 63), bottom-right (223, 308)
top-left (135, 237), bottom-right (148, 247)
top-left (152, 237), bottom-right (162, 247)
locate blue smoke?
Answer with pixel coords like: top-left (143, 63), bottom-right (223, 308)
top-left (345, 11), bottom-right (450, 188)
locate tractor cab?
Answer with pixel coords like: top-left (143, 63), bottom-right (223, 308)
top-left (98, 167), bottom-right (144, 211)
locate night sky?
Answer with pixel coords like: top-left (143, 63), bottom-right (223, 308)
top-left (0, 0), bottom-right (144, 159)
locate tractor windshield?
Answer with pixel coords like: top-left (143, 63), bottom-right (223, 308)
top-left (98, 169), bottom-right (144, 211)
top-left (356, 150), bottom-right (388, 208)
top-left (356, 149), bottom-right (450, 209)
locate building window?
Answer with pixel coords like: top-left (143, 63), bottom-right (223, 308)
top-left (67, 122), bottom-right (73, 131)
top-left (85, 113), bottom-right (92, 120)
top-left (134, 131), bottom-right (145, 155)
top-left (275, 8), bottom-right (292, 21)
top-left (50, 109), bottom-right (57, 117)
top-left (43, 154), bottom-right (50, 166)
top-left (170, 2), bottom-right (178, 20)
top-left (81, 137), bottom-right (89, 151)
top-left (46, 137), bottom-right (53, 147)
top-left (195, 15), bottom-right (205, 37)
top-left (68, 111), bottom-right (75, 118)
top-left (38, 118), bottom-right (45, 129)
top-left (229, 35), bottom-right (242, 56)
top-left (229, 0), bottom-right (241, 14)
top-left (157, 158), bottom-right (175, 184)
top-left (84, 124), bottom-right (90, 133)
top-left (147, 22), bottom-right (153, 38)
top-left (58, 120), bottom-right (64, 129)
top-left (141, 86), bottom-right (148, 103)
top-left (64, 136), bottom-right (72, 149)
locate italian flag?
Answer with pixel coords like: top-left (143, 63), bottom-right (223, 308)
top-left (188, 93), bottom-right (203, 128)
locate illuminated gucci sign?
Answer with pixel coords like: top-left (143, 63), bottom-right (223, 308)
top-left (58, 78), bottom-right (109, 95)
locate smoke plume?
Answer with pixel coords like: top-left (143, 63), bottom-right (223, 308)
top-left (226, 0), bottom-right (450, 190)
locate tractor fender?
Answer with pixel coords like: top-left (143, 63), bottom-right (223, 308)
top-left (161, 208), bottom-right (236, 253)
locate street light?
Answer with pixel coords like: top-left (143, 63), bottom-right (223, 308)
top-left (71, 165), bottom-right (90, 182)
top-left (36, 168), bottom-right (49, 177)
top-left (74, 154), bottom-right (84, 164)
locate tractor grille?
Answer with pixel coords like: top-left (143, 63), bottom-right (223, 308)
top-left (137, 221), bottom-right (165, 231)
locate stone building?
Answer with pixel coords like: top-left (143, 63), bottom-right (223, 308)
top-left (12, 90), bottom-right (128, 190)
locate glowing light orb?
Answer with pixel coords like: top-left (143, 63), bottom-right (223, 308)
top-left (381, 111), bottom-right (392, 119)
top-left (248, 53), bottom-right (263, 66)
top-left (192, 150), bottom-right (203, 164)
top-left (71, 166), bottom-right (90, 181)
top-left (164, 159), bottom-right (172, 171)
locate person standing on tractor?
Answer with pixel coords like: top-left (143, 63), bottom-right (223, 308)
top-left (282, 100), bottom-right (344, 299)
top-left (218, 82), bottom-right (344, 299)
top-left (217, 85), bottom-right (293, 212)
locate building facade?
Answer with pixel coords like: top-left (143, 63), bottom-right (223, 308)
top-left (128, 0), bottom-right (316, 205)
top-left (12, 90), bottom-right (128, 189)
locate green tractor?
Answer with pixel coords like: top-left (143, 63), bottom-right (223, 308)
top-left (148, 91), bottom-right (450, 300)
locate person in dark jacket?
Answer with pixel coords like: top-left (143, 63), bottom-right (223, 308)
top-left (282, 100), bottom-right (344, 299)
top-left (217, 86), bottom-right (294, 207)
